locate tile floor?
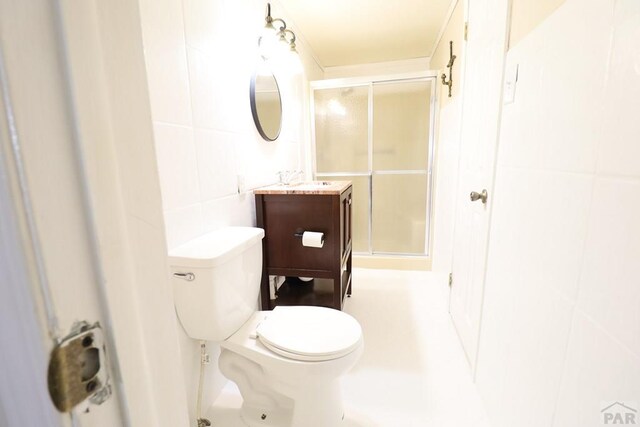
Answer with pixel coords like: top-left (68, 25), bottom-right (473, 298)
top-left (207, 269), bottom-right (491, 426)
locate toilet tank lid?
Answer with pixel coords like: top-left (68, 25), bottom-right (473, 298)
top-left (168, 227), bottom-right (264, 269)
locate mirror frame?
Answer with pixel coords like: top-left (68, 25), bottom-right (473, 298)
top-left (249, 63), bottom-right (282, 141)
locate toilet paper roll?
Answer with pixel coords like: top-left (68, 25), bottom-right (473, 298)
top-left (302, 231), bottom-right (324, 248)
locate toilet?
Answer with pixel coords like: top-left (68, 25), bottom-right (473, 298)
top-left (169, 226), bottom-right (363, 427)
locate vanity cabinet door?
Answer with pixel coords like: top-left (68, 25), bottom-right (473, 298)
top-left (261, 195), bottom-right (336, 272)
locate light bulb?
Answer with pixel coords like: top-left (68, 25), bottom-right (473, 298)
top-left (258, 24), bottom-right (280, 59)
top-left (282, 46), bottom-right (303, 75)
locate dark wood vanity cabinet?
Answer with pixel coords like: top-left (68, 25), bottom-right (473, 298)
top-left (255, 182), bottom-right (352, 311)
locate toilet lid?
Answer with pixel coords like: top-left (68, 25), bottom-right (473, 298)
top-left (256, 306), bottom-right (362, 362)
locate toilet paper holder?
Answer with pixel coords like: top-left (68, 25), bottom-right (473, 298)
top-left (293, 229), bottom-right (325, 245)
top-left (293, 229), bottom-right (322, 237)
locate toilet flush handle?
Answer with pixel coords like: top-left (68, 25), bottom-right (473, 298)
top-left (173, 272), bottom-right (195, 281)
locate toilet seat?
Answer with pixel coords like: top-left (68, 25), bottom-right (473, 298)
top-left (256, 306), bottom-right (362, 362)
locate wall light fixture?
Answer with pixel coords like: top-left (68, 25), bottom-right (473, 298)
top-left (259, 3), bottom-right (298, 59)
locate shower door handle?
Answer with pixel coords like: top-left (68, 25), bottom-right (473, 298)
top-left (470, 189), bottom-right (488, 204)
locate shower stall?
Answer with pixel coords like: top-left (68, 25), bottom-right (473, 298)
top-left (311, 73), bottom-right (437, 259)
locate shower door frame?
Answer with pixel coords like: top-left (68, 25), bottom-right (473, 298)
top-left (310, 71), bottom-right (439, 257)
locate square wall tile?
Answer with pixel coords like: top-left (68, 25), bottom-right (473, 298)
top-left (163, 204), bottom-right (203, 250)
top-left (201, 193), bottom-right (255, 233)
top-left (187, 47), bottom-right (253, 132)
top-left (596, 0), bottom-right (640, 178)
top-left (182, 0), bottom-right (226, 55)
top-left (553, 311), bottom-right (640, 427)
top-left (185, 48), bottom-right (217, 129)
top-left (476, 279), bottom-right (574, 427)
top-left (153, 123), bottom-right (200, 211)
top-left (576, 177), bottom-right (640, 356)
top-left (194, 129), bottom-right (238, 201)
top-left (486, 167), bottom-right (592, 301)
top-left (533, 0), bottom-right (614, 173)
top-left (517, 170), bottom-right (593, 302)
top-left (144, 45), bottom-right (193, 126)
top-left (138, 0), bottom-right (187, 50)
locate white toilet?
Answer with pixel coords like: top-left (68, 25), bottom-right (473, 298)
top-left (169, 226), bottom-right (363, 427)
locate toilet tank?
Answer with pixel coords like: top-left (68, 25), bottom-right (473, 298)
top-left (168, 227), bottom-right (265, 341)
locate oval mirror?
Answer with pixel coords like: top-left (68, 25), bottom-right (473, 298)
top-left (250, 61), bottom-right (282, 141)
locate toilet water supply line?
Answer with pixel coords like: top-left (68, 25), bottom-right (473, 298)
top-left (196, 341), bottom-right (212, 427)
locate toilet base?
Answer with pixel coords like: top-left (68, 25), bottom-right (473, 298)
top-left (238, 383), bottom-right (345, 427)
top-left (220, 349), bottom-right (348, 427)
top-left (240, 405), bottom-right (292, 427)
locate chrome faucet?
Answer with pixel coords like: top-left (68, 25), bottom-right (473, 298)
top-left (277, 170), bottom-right (303, 185)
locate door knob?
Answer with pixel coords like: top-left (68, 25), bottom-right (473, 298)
top-left (470, 189), bottom-right (488, 204)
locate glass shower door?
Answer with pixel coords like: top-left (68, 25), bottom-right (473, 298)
top-left (371, 80), bottom-right (431, 254)
top-left (313, 78), bottom-right (434, 256)
top-left (314, 86), bottom-right (370, 253)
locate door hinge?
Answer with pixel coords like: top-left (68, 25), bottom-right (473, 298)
top-left (48, 321), bottom-right (112, 413)
top-left (464, 22), bottom-right (469, 41)
top-left (449, 273), bottom-right (453, 287)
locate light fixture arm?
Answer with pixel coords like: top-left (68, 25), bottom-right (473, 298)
top-left (264, 3), bottom-right (286, 31)
top-left (271, 18), bottom-right (287, 31)
top-left (279, 29), bottom-right (297, 49)
top-left (260, 3), bottom-right (299, 56)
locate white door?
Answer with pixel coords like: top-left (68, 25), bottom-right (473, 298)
top-left (0, 1), bottom-right (130, 425)
top-left (449, 0), bottom-right (510, 371)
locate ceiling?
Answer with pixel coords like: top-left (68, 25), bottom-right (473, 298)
top-left (277, 0), bottom-right (452, 68)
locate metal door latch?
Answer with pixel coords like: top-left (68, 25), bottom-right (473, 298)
top-left (47, 321), bottom-right (112, 413)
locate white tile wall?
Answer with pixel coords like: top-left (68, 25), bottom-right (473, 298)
top-left (163, 204), bottom-right (203, 250)
top-left (140, 0), bottom-right (321, 249)
top-left (553, 312), bottom-right (640, 427)
top-left (194, 129), bottom-right (238, 201)
top-left (153, 123), bottom-right (201, 211)
top-left (138, 0), bottom-right (323, 423)
top-left (475, 0), bottom-right (640, 426)
top-left (577, 178), bottom-right (640, 356)
top-left (596, 0), bottom-right (640, 178)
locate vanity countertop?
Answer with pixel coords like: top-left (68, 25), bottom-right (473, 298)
top-left (254, 180), bottom-right (352, 195)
